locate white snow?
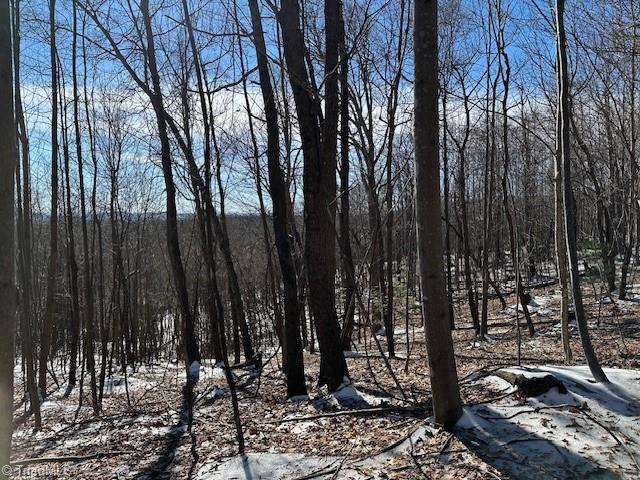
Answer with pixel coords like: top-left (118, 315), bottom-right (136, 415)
top-left (199, 363), bottom-right (226, 382)
top-left (456, 365), bottom-right (640, 479)
top-left (104, 376), bottom-right (156, 394)
top-left (196, 453), bottom-right (342, 479)
top-left (330, 380), bottom-right (388, 408)
top-left (189, 361), bottom-right (201, 382)
top-left (286, 394), bottom-right (310, 403)
top-left (343, 350), bottom-right (364, 358)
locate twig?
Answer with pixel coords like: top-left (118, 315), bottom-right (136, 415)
top-left (467, 388), bottom-right (517, 406)
top-left (437, 433), bottom-right (455, 461)
top-left (330, 445), bottom-right (355, 480)
top-left (290, 458), bottom-right (343, 480)
top-left (11, 450), bottom-right (129, 466)
top-left (578, 408), bottom-right (640, 472)
top-left (261, 405), bottom-right (425, 424)
top-left (408, 439), bottom-right (429, 479)
top-left (477, 403), bottom-right (578, 420)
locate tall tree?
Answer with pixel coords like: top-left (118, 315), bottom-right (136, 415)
top-left (248, 0), bottom-right (307, 397)
top-left (72, 0), bottom-right (99, 412)
top-left (556, 0), bottom-right (607, 383)
top-left (0, 0), bottom-right (16, 469)
top-left (13, 0), bottom-right (41, 429)
top-left (39, 0), bottom-right (60, 400)
top-left (138, 0), bottom-right (200, 370)
top-left (278, 0), bottom-right (349, 390)
top-left (338, 0), bottom-right (356, 351)
top-left (414, 0), bottom-right (462, 428)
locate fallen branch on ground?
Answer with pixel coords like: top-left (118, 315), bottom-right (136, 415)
top-left (11, 450), bottom-right (130, 466)
top-left (261, 405), bottom-right (426, 425)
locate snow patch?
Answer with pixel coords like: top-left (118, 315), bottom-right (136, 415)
top-left (330, 379), bottom-right (388, 408)
top-left (189, 361), bottom-right (201, 382)
top-left (343, 350), bottom-right (364, 358)
top-left (286, 394), bottom-right (310, 403)
top-left (196, 453), bottom-right (342, 479)
top-left (457, 365), bottom-right (640, 479)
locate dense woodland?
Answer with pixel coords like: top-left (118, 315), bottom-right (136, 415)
top-left (1, 0), bottom-right (640, 478)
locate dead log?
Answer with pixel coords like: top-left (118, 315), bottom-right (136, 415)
top-left (495, 371), bottom-right (567, 398)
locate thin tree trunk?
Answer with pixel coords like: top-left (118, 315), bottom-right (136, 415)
top-left (442, 93), bottom-right (455, 330)
top-left (12, 0), bottom-right (41, 429)
top-left (495, 9), bottom-right (535, 337)
top-left (480, 18), bottom-right (499, 337)
top-left (60, 72), bottom-right (81, 387)
top-left (556, 0), bottom-right (608, 382)
top-left (140, 0), bottom-right (200, 368)
top-left (556, 76), bottom-right (572, 363)
top-left (73, 0), bottom-right (98, 412)
top-left (338, 0), bottom-right (356, 351)
top-left (39, 0), bottom-right (60, 400)
top-left (248, 0), bottom-right (307, 397)
top-left (234, 10), bottom-right (284, 352)
top-left (382, 0), bottom-right (407, 357)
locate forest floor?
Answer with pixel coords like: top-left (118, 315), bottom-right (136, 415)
top-left (9, 279), bottom-right (640, 479)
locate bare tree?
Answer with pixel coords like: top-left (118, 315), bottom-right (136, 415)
top-left (247, 0), bottom-right (307, 397)
top-left (12, 0), bottom-right (41, 429)
top-left (338, 0), bottom-right (356, 351)
top-left (0, 0), bottom-right (16, 468)
top-left (39, 0), bottom-right (60, 401)
top-left (414, 0), bottom-right (462, 429)
top-left (278, 0), bottom-right (349, 390)
top-left (72, 0), bottom-right (99, 412)
top-left (556, 0), bottom-right (608, 382)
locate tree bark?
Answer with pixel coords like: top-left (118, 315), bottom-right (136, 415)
top-left (556, 0), bottom-right (607, 382)
top-left (0, 0), bottom-right (16, 467)
top-left (278, 0), bottom-right (349, 391)
top-left (39, 0), bottom-right (60, 400)
top-left (248, 0), bottom-right (307, 397)
top-left (338, 0), bottom-right (356, 351)
top-left (12, 0), bottom-right (41, 429)
top-left (414, 0), bottom-right (462, 429)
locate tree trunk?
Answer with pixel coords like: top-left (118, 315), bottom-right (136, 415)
top-left (338, 0), bottom-right (356, 351)
top-left (495, 10), bottom-right (535, 337)
top-left (556, 0), bottom-right (608, 383)
top-left (248, 0), bottom-right (307, 397)
top-left (0, 0), bottom-right (16, 465)
top-left (480, 29), bottom-right (499, 338)
top-left (12, 0), bottom-right (41, 429)
top-left (414, 0), bottom-right (462, 429)
top-left (73, 0), bottom-right (99, 412)
top-left (140, 0), bottom-right (200, 368)
top-left (39, 0), bottom-right (60, 400)
top-left (556, 82), bottom-right (572, 364)
top-left (278, 0), bottom-right (349, 391)
top-left (442, 93), bottom-right (455, 330)
top-left (61, 78), bottom-right (81, 387)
